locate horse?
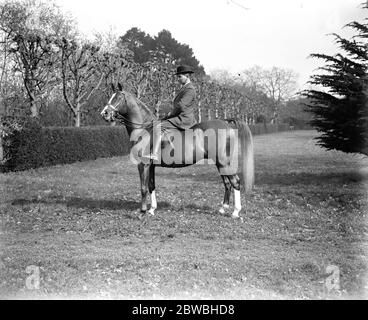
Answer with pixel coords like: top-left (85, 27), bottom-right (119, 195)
top-left (100, 83), bottom-right (254, 219)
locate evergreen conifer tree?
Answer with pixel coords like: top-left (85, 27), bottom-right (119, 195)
top-left (303, 3), bottom-right (368, 155)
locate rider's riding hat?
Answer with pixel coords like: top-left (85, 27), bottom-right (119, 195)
top-left (174, 65), bottom-right (194, 75)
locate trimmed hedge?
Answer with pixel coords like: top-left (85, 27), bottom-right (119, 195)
top-left (1, 124), bottom-right (130, 172)
top-left (0, 122), bottom-right (290, 172)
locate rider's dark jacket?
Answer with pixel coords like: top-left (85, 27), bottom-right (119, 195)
top-left (165, 82), bottom-right (197, 129)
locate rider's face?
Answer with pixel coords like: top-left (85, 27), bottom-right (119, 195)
top-left (177, 74), bottom-right (188, 85)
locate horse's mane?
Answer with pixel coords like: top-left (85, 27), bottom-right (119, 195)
top-left (124, 91), bottom-right (158, 122)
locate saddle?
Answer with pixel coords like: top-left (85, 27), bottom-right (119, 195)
top-left (160, 129), bottom-right (177, 149)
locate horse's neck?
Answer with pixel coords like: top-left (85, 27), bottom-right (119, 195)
top-left (126, 99), bottom-right (155, 136)
top-left (135, 98), bottom-right (155, 122)
top-left (130, 101), bottom-right (155, 123)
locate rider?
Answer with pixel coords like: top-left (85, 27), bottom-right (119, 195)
top-left (142, 65), bottom-right (197, 161)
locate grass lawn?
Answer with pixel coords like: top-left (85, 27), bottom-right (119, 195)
top-left (0, 130), bottom-right (367, 299)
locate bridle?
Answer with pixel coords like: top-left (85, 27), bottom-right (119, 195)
top-left (105, 91), bottom-right (159, 130)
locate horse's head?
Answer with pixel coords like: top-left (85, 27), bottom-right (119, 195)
top-left (101, 84), bottom-right (128, 122)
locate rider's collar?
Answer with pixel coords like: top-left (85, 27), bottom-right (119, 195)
top-left (181, 79), bottom-right (191, 89)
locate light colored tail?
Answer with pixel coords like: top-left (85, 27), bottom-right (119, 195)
top-left (234, 120), bottom-right (254, 194)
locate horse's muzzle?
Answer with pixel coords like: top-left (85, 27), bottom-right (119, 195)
top-left (100, 107), bottom-right (111, 121)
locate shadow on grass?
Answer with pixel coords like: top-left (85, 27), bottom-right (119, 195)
top-left (11, 197), bottom-right (171, 212)
top-left (158, 166), bottom-right (367, 187)
top-left (181, 203), bottom-right (221, 216)
top-left (157, 172), bottom-right (222, 182)
top-left (255, 171), bottom-right (366, 186)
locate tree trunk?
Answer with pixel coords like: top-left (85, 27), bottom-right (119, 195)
top-left (74, 104), bottom-right (81, 127)
top-left (198, 108), bottom-right (201, 123)
top-left (0, 134), bottom-right (3, 163)
top-left (272, 103), bottom-right (279, 124)
top-left (25, 77), bottom-right (38, 118)
top-left (30, 100), bottom-right (39, 118)
top-left (208, 109), bottom-right (211, 120)
top-left (155, 101), bottom-right (161, 117)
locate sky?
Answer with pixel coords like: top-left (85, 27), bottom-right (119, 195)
top-left (54, 0), bottom-right (366, 90)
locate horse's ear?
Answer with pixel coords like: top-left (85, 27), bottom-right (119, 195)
top-left (111, 83), bottom-right (116, 92)
top-left (118, 82), bottom-right (123, 92)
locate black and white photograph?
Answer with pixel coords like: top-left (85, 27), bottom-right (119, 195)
top-left (0, 0), bottom-right (367, 302)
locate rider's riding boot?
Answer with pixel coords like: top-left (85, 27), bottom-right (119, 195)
top-left (142, 127), bottom-right (161, 162)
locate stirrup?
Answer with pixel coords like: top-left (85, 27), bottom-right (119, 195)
top-left (141, 153), bottom-right (159, 161)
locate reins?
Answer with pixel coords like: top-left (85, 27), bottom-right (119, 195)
top-left (108, 91), bottom-right (159, 130)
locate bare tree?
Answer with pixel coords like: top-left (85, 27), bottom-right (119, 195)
top-left (0, 28), bottom-right (13, 116)
top-left (126, 62), bottom-right (153, 100)
top-left (59, 38), bottom-right (104, 127)
top-left (209, 68), bottom-right (237, 87)
top-left (12, 34), bottom-right (61, 117)
top-left (241, 66), bottom-right (299, 122)
top-left (89, 48), bottom-right (131, 126)
top-left (240, 65), bottom-right (264, 91)
top-left (0, 0), bottom-right (76, 118)
top-left (93, 26), bottom-right (121, 53)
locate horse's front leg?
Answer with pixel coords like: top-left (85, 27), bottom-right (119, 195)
top-left (228, 174), bottom-right (243, 219)
top-left (138, 163), bottom-right (150, 214)
top-left (148, 165), bottom-right (157, 216)
top-left (219, 175), bottom-right (232, 214)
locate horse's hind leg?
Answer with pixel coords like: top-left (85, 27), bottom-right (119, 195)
top-left (148, 165), bottom-right (157, 216)
top-left (219, 175), bottom-right (232, 214)
top-left (227, 174), bottom-right (242, 219)
top-left (138, 163), bottom-right (150, 214)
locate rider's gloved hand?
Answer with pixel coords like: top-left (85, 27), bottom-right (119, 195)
top-left (161, 112), bottom-right (171, 120)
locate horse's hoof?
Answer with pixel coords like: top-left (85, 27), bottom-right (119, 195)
top-left (148, 208), bottom-right (155, 216)
top-left (231, 215), bottom-right (244, 223)
top-left (137, 210), bottom-right (147, 220)
top-left (219, 204), bottom-right (229, 215)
